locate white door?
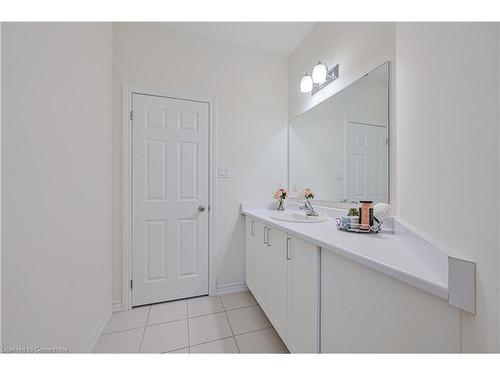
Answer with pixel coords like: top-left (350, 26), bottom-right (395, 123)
top-left (346, 121), bottom-right (388, 203)
top-left (132, 93), bottom-right (209, 306)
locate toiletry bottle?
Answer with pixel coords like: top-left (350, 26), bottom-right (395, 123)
top-left (360, 201), bottom-right (373, 229)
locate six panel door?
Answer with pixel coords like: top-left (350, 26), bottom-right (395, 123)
top-left (132, 93), bottom-right (209, 306)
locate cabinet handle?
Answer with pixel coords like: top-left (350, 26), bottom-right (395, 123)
top-left (267, 228), bottom-right (272, 247)
top-left (263, 226), bottom-right (268, 244)
top-left (251, 220), bottom-right (255, 236)
top-left (286, 238), bottom-right (291, 260)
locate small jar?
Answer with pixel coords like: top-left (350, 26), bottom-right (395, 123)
top-left (359, 200), bottom-right (373, 229)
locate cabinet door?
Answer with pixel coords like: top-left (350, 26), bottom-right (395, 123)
top-left (249, 220), bottom-right (266, 306)
top-left (287, 237), bottom-right (319, 353)
top-left (260, 226), bottom-right (288, 341)
top-left (245, 216), bottom-right (257, 293)
top-left (320, 250), bottom-right (460, 353)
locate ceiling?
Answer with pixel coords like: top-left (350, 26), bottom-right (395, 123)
top-left (164, 22), bottom-right (316, 56)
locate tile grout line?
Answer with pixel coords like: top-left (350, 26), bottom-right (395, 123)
top-left (218, 293), bottom-right (240, 352)
top-left (187, 309), bottom-right (225, 320)
top-left (189, 333), bottom-right (234, 351)
top-left (233, 326), bottom-right (273, 338)
top-left (146, 318), bottom-right (187, 329)
top-left (219, 295), bottom-right (227, 311)
top-left (185, 300), bottom-right (191, 353)
top-left (162, 346), bottom-right (190, 354)
top-left (225, 304), bottom-right (257, 311)
top-left (138, 306), bottom-right (152, 353)
top-left (222, 306), bottom-right (240, 353)
top-left (188, 325), bottom-right (276, 350)
top-left (101, 326), bottom-right (148, 336)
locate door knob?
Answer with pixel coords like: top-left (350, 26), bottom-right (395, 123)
top-left (198, 205), bottom-right (206, 212)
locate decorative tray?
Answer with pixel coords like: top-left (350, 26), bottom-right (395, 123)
top-left (335, 217), bottom-right (381, 234)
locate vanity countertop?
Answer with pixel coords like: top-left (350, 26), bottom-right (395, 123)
top-left (241, 202), bottom-right (449, 301)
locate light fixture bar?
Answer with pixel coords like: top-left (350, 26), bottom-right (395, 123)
top-left (311, 64), bottom-right (339, 96)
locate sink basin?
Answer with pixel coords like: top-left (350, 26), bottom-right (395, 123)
top-left (270, 211), bottom-right (328, 223)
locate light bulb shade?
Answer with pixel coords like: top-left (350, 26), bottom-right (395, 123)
top-left (312, 62), bottom-right (328, 84)
top-left (300, 74), bottom-right (313, 93)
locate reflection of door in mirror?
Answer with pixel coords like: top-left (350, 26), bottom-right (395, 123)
top-left (345, 121), bottom-right (388, 204)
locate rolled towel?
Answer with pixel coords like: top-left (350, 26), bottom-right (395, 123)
top-left (373, 203), bottom-right (391, 223)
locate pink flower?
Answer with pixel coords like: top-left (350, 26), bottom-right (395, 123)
top-left (301, 188), bottom-right (314, 199)
top-left (273, 188), bottom-right (287, 200)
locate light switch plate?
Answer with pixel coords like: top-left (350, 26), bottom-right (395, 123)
top-left (218, 166), bottom-right (230, 179)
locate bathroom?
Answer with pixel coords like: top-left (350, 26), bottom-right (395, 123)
top-left (1, 1), bottom-right (500, 372)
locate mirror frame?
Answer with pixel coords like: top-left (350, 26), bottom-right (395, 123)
top-left (287, 61), bottom-right (391, 208)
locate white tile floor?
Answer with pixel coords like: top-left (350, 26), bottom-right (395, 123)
top-left (93, 291), bottom-right (289, 353)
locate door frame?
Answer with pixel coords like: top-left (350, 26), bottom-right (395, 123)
top-left (122, 84), bottom-right (217, 311)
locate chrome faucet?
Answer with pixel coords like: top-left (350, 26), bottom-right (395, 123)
top-left (300, 200), bottom-right (319, 216)
top-left (339, 198), bottom-right (358, 204)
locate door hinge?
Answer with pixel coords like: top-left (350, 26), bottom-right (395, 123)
top-left (130, 279), bottom-right (133, 289)
top-left (130, 110), bottom-right (134, 121)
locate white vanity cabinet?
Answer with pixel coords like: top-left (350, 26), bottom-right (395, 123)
top-left (242, 203), bottom-right (472, 353)
top-left (245, 216), bottom-right (319, 353)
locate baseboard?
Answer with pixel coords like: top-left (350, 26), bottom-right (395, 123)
top-left (215, 282), bottom-right (248, 295)
top-left (81, 303), bottom-right (112, 353)
top-left (112, 300), bottom-right (123, 313)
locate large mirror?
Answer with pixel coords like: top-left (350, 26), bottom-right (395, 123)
top-left (289, 62), bottom-right (389, 204)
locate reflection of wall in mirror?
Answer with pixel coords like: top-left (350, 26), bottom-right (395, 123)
top-left (289, 64), bottom-right (388, 203)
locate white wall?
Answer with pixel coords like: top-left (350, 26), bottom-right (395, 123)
top-left (395, 22), bottom-right (499, 353)
top-left (288, 22), bottom-right (396, 205)
top-left (1, 23), bottom-right (113, 352)
top-left (112, 23), bottom-right (288, 301)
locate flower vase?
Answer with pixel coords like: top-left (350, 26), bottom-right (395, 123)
top-left (276, 199), bottom-right (285, 211)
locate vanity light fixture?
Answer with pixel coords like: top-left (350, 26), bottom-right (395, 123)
top-left (300, 74), bottom-right (313, 93)
top-left (312, 61), bottom-right (328, 84)
top-left (300, 61), bottom-right (339, 95)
